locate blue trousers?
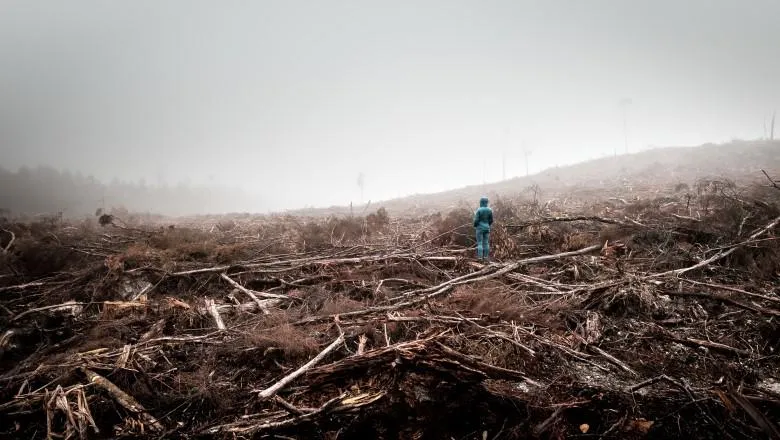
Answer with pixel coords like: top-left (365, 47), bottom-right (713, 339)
top-left (476, 229), bottom-right (490, 260)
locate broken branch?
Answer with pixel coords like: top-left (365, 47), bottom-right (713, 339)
top-left (255, 332), bottom-right (345, 400)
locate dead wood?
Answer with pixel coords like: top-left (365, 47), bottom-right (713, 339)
top-left (5, 185), bottom-right (780, 440)
top-left (533, 406), bottom-right (565, 436)
top-left (11, 301), bottom-right (85, 322)
top-left (629, 374), bottom-right (686, 393)
top-left (455, 313), bottom-right (536, 356)
top-left (434, 342), bottom-right (541, 384)
top-left (82, 369), bottom-right (163, 432)
top-left (652, 214), bottom-right (780, 277)
top-left (665, 290), bottom-right (780, 318)
top-left (507, 216), bottom-right (635, 229)
top-left (220, 272), bottom-right (290, 302)
top-left (255, 332), bottom-right (345, 400)
top-left (204, 297), bottom-right (226, 330)
top-left (274, 395), bottom-right (308, 415)
top-left (139, 319), bottom-right (166, 342)
top-left (762, 169), bottom-right (780, 190)
top-left (587, 344), bottom-right (639, 377)
top-left (0, 279), bottom-right (56, 293)
top-left (670, 336), bottom-right (754, 357)
top-left (729, 390), bottom-right (780, 439)
top-left (305, 337), bottom-right (438, 383)
top-left (204, 391), bottom-right (384, 435)
top-left (221, 272), bottom-right (270, 314)
top-left (1, 228), bottom-right (14, 253)
top-left (681, 279), bottom-right (780, 305)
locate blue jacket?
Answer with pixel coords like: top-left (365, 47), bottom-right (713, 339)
top-left (473, 197), bottom-right (493, 231)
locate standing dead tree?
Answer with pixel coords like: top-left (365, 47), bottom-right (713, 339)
top-left (357, 172), bottom-right (365, 205)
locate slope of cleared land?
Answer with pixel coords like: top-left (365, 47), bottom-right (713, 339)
top-left (2, 168), bottom-right (780, 439)
top-left (282, 140), bottom-right (780, 218)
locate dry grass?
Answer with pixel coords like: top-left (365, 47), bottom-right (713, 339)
top-left (446, 284), bottom-right (529, 323)
top-left (148, 227), bottom-right (215, 254)
top-left (121, 243), bottom-right (157, 269)
top-left (319, 296), bottom-right (365, 316)
top-left (11, 239), bottom-right (75, 276)
top-left (432, 207), bottom-right (473, 247)
top-left (5, 165), bottom-right (780, 439)
top-left (248, 324), bottom-right (320, 359)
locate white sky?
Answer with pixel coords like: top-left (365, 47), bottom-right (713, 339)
top-left (1, 0), bottom-right (779, 211)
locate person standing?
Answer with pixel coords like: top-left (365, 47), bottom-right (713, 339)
top-left (473, 196), bottom-right (493, 262)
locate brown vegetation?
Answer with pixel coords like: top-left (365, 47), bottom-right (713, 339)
top-left (3, 171), bottom-right (780, 439)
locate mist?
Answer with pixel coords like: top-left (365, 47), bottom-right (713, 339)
top-left (1, 0), bottom-right (779, 214)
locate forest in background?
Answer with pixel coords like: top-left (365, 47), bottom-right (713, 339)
top-left (0, 166), bottom-right (261, 218)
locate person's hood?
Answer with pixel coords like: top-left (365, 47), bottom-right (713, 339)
top-left (479, 197), bottom-right (489, 207)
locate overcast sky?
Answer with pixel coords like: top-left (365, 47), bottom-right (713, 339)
top-left (1, 0), bottom-right (779, 211)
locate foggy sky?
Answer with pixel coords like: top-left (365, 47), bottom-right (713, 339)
top-left (2, 0), bottom-right (779, 212)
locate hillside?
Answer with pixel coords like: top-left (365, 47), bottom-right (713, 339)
top-left (3, 161), bottom-right (780, 438)
top-left (288, 140), bottom-right (780, 217)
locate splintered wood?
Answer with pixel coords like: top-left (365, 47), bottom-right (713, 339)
top-left (204, 297), bottom-right (226, 330)
top-left (83, 369), bottom-right (163, 432)
top-left (256, 332), bottom-right (345, 400)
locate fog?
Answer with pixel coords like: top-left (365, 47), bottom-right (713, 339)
top-left (1, 0), bottom-right (779, 214)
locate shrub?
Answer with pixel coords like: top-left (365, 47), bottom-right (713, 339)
top-left (297, 220), bottom-right (331, 251)
top-left (674, 182), bottom-right (690, 192)
top-left (148, 228), bottom-right (216, 261)
top-left (148, 228), bottom-right (212, 250)
top-left (366, 207), bottom-right (390, 233)
top-left (326, 216), bottom-right (364, 242)
top-left (12, 239), bottom-right (74, 276)
top-left (433, 208), bottom-right (474, 247)
top-left (490, 196), bottom-right (522, 224)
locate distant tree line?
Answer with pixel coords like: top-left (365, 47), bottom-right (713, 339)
top-left (0, 166), bottom-right (261, 218)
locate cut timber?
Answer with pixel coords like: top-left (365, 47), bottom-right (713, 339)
top-left (356, 334), bottom-right (367, 356)
top-left (0, 280), bottom-right (54, 293)
top-left (458, 314), bottom-right (535, 356)
top-left (681, 280), bottom-right (780, 306)
top-left (670, 336), bottom-right (753, 357)
top-left (652, 214), bottom-right (780, 277)
top-left (221, 273), bottom-right (271, 314)
top-left (139, 319), bottom-right (166, 342)
top-left (204, 298), bottom-right (226, 330)
top-left (435, 342), bottom-right (542, 385)
top-left (171, 253), bottom-right (458, 277)
top-left (11, 301), bottom-right (85, 322)
top-left (82, 369), bottom-right (162, 432)
top-left (295, 244), bottom-right (603, 326)
top-left (215, 300), bottom-right (281, 313)
top-left (255, 333), bottom-right (345, 400)
top-left (507, 216), bottom-right (635, 229)
top-left (665, 291), bottom-right (780, 318)
top-left (220, 273), bottom-right (289, 302)
top-left (512, 244), bottom-right (602, 266)
top-left (588, 345), bottom-right (638, 377)
top-left (729, 390), bottom-right (780, 438)
top-left (204, 392), bottom-right (384, 435)
top-left (275, 395), bottom-right (307, 415)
